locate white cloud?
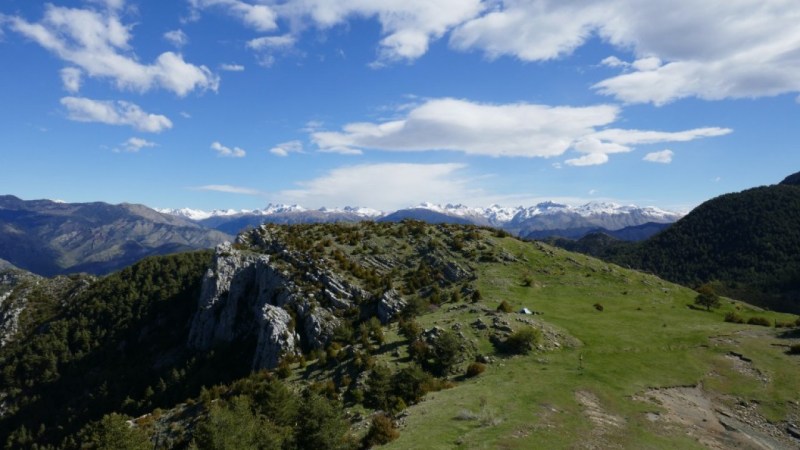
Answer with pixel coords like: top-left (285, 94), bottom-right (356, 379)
top-left (589, 128), bottom-right (732, 146)
top-left (164, 29), bottom-right (188, 48)
top-left (275, 0), bottom-right (483, 63)
top-left (60, 96), bottom-right (172, 132)
top-left (60, 67), bottom-right (82, 92)
top-left (314, 98), bottom-right (618, 158)
top-left (87, 0), bottom-right (125, 11)
top-left (180, 111), bottom-right (192, 118)
top-left (114, 137), bottom-right (157, 153)
top-left (211, 141), bottom-right (246, 158)
top-left (643, 149), bottom-right (674, 164)
top-left (195, 184), bottom-right (262, 195)
top-left (565, 153), bottom-right (609, 167)
top-left (277, 163), bottom-right (473, 210)
top-left (312, 97), bottom-right (731, 165)
top-left (220, 63), bottom-right (245, 71)
top-left (450, 0), bottom-right (800, 104)
top-left (631, 57), bottom-right (662, 72)
top-left (270, 140), bottom-right (303, 157)
top-left (600, 56), bottom-right (628, 68)
top-left (450, 1), bottom-right (606, 62)
top-left (247, 34), bottom-right (295, 51)
top-left (11, 5), bottom-right (218, 96)
top-left (189, 0), bottom-right (277, 31)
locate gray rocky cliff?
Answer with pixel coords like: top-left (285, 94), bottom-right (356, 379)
top-left (188, 236), bottom-right (376, 370)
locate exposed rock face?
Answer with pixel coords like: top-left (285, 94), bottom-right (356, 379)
top-left (0, 269), bottom-right (38, 348)
top-left (303, 308), bottom-right (341, 350)
top-left (377, 289), bottom-right (407, 324)
top-left (188, 237), bottom-right (374, 369)
top-left (253, 305), bottom-right (299, 370)
top-left (188, 243), bottom-right (300, 369)
top-left (0, 269), bottom-right (93, 348)
top-left (0, 290), bottom-right (22, 348)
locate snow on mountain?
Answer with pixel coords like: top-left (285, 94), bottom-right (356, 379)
top-left (153, 208), bottom-right (212, 220)
top-left (320, 206), bottom-right (384, 217)
top-left (572, 202), bottom-right (682, 221)
top-left (513, 202), bottom-right (572, 221)
top-left (158, 201), bottom-right (683, 229)
top-left (261, 203), bottom-right (307, 215)
top-left (480, 204), bottom-right (525, 224)
top-left (159, 204), bottom-right (383, 221)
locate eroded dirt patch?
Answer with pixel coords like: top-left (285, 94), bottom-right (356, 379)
top-left (575, 390), bottom-right (625, 449)
top-left (725, 352), bottom-right (770, 383)
top-left (636, 385), bottom-right (797, 449)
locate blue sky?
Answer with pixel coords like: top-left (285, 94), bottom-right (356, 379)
top-left (1, 0), bottom-right (799, 212)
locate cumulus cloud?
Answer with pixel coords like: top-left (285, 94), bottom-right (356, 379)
top-left (450, 0), bottom-right (800, 104)
top-left (277, 163), bottom-right (474, 210)
top-left (189, 0), bottom-right (277, 31)
top-left (164, 29), bottom-right (188, 48)
top-left (60, 96), bottom-right (172, 132)
top-left (312, 97), bottom-right (731, 165)
top-left (114, 137), bottom-right (157, 153)
top-left (220, 63), bottom-right (245, 71)
top-left (270, 140), bottom-right (303, 157)
top-left (274, 0), bottom-right (483, 63)
top-left (643, 149), bottom-right (674, 164)
top-left (11, 4), bottom-right (218, 96)
top-left (60, 67), bottom-right (82, 92)
top-left (314, 98), bottom-right (618, 157)
top-left (450, 1), bottom-right (606, 62)
top-left (211, 141), bottom-right (246, 157)
top-left (195, 184), bottom-right (262, 195)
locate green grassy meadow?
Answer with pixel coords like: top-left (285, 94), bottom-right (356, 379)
top-left (380, 236), bottom-right (800, 449)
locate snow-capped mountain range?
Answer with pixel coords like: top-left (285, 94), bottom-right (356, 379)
top-left (157, 201), bottom-right (683, 240)
top-left (157, 204), bottom-right (383, 221)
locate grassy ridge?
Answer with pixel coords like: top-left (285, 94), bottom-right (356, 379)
top-left (383, 236), bottom-right (799, 449)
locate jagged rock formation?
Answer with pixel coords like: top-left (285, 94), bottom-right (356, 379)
top-left (377, 289), bottom-right (406, 324)
top-left (188, 234), bottom-right (373, 370)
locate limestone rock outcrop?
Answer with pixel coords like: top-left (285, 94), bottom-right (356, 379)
top-left (188, 237), bottom-right (375, 369)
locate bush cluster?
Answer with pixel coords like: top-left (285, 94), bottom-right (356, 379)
top-left (496, 300), bottom-right (514, 313)
top-left (465, 362), bottom-right (487, 378)
top-left (724, 312), bottom-right (745, 323)
top-left (747, 317), bottom-right (771, 327)
top-left (501, 327), bottom-right (543, 355)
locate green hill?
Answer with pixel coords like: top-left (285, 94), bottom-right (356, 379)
top-left (1, 222), bottom-right (798, 449)
top-left (549, 173), bottom-right (800, 313)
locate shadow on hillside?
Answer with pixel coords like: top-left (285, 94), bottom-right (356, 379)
top-left (777, 328), bottom-right (800, 339)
